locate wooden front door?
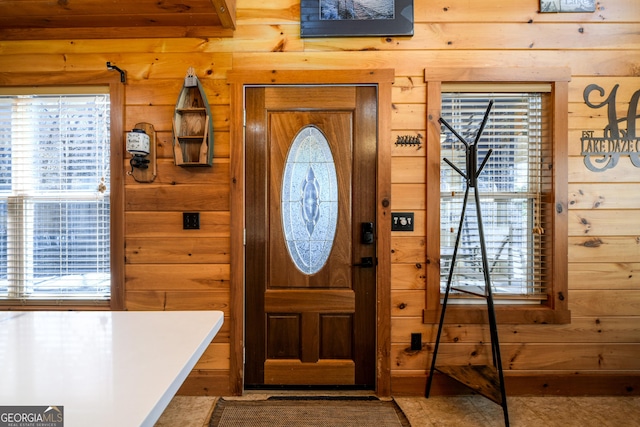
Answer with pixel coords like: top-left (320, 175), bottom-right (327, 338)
top-left (245, 86), bottom-right (377, 388)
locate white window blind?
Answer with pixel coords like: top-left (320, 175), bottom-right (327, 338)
top-left (440, 91), bottom-right (551, 300)
top-left (0, 92), bottom-right (111, 302)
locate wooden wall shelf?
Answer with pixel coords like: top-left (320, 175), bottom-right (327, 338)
top-left (172, 74), bottom-right (214, 167)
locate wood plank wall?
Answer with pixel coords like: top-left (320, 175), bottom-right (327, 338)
top-left (0, 0), bottom-right (638, 396)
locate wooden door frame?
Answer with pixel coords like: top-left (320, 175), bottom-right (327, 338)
top-left (227, 69), bottom-right (393, 396)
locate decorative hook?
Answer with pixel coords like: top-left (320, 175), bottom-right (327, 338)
top-left (106, 62), bottom-right (127, 84)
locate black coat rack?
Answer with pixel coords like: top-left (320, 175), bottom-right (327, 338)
top-left (425, 100), bottom-right (509, 426)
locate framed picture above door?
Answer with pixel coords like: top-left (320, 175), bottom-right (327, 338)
top-left (300, 0), bottom-right (414, 37)
top-left (540, 0), bottom-right (596, 13)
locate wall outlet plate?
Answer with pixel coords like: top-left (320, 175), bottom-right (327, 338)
top-left (183, 212), bottom-right (200, 229)
top-left (411, 333), bottom-right (422, 351)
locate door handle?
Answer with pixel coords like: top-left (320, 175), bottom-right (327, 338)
top-left (353, 257), bottom-right (374, 268)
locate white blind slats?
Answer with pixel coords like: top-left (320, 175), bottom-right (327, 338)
top-left (440, 92), bottom-right (547, 299)
top-left (0, 93), bottom-right (110, 300)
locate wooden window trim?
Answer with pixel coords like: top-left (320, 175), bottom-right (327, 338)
top-left (0, 71), bottom-right (125, 310)
top-left (423, 68), bottom-right (571, 325)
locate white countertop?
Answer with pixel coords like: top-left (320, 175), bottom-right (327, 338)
top-left (0, 310), bottom-right (224, 427)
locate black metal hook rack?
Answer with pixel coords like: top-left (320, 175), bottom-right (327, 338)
top-left (425, 100), bottom-right (509, 426)
top-left (106, 62), bottom-right (127, 84)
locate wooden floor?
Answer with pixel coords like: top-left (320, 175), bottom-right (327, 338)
top-left (155, 394), bottom-right (640, 426)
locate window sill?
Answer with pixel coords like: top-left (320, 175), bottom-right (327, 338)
top-left (423, 305), bottom-right (571, 325)
top-left (0, 299), bottom-right (112, 310)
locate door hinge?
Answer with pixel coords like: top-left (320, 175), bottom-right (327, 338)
top-left (243, 228), bottom-right (246, 246)
top-left (243, 109), bottom-right (246, 127)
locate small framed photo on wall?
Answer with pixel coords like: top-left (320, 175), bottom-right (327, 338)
top-left (300, 0), bottom-right (414, 38)
top-left (540, 0), bottom-right (596, 13)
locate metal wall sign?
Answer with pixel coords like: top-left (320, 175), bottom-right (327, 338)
top-left (581, 84), bottom-right (640, 172)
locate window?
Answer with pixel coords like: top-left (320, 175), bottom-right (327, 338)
top-left (282, 125), bottom-right (338, 275)
top-left (0, 73), bottom-right (123, 308)
top-left (440, 90), bottom-right (547, 300)
top-left (424, 68), bottom-right (570, 324)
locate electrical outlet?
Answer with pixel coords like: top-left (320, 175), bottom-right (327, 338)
top-left (411, 333), bottom-right (422, 351)
top-left (183, 212), bottom-right (200, 230)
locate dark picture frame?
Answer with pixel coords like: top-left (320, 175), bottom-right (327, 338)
top-left (540, 0), bottom-right (596, 13)
top-left (301, 0), bottom-right (413, 38)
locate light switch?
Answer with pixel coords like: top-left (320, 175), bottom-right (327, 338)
top-left (392, 212), bottom-right (414, 231)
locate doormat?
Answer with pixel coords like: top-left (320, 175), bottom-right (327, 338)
top-left (209, 396), bottom-right (411, 427)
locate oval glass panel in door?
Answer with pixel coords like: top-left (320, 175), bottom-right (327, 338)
top-left (281, 125), bottom-right (338, 275)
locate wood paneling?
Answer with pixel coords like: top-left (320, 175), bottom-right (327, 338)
top-left (391, 237), bottom-right (427, 263)
top-left (125, 264), bottom-right (229, 290)
top-left (569, 210), bottom-right (640, 236)
top-left (125, 184), bottom-right (229, 211)
top-left (230, 51), bottom-right (640, 77)
top-left (569, 290), bottom-right (640, 316)
top-left (126, 290), bottom-right (230, 312)
top-left (126, 212), bottom-right (230, 237)
top-left (177, 370), bottom-right (231, 396)
top-left (413, 0), bottom-right (640, 23)
top-left (391, 157), bottom-right (425, 183)
top-left (569, 184), bottom-right (640, 209)
top-left (392, 317), bottom-right (640, 344)
top-left (126, 237), bottom-right (230, 264)
top-left (391, 184), bottom-right (426, 210)
top-left (569, 263), bottom-right (640, 290)
top-left (392, 372), bottom-right (640, 397)
top-left (0, 0), bottom-right (638, 397)
top-left (194, 343), bottom-right (231, 370)
top-left (569, 158), bottom-right (640, 183)
top-left (391, 264), bottom-right (426, 290)
top-left (392, 343), bottom-right (640, 371)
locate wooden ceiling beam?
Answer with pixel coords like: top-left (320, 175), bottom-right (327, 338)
top-left (0, 26), bottom-right (234, 41)
top-left (0, 15), bottom-right (224, 29)
top-left (0, 0), bottom-right (236, 40)
top-left (210, 0), bottom-right (236, 29)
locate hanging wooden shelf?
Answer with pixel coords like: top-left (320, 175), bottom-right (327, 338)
top-left (172, 70), bottom-right (214, 167)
